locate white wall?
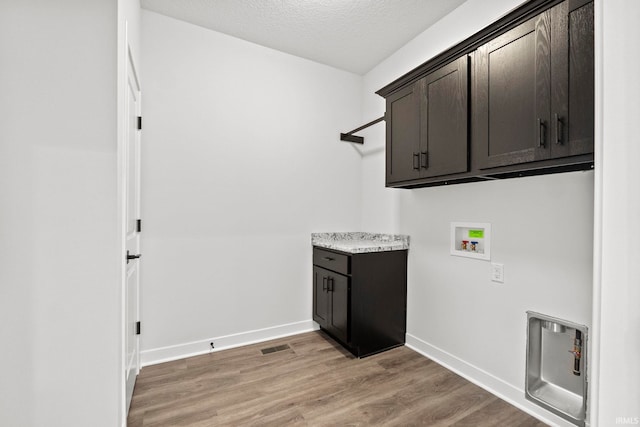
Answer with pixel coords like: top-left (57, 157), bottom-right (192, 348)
top-left (0, 1), bottom-right (121, 426)
top-left (591, 0), bottom-right (640, 424)
top-left (139, 11), bottom-right (363, 363)
top-left (360, 0), bottom-right (593, 425)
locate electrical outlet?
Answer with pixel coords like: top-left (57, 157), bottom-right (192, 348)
top-left (491, 263), bottom-right (504, 283)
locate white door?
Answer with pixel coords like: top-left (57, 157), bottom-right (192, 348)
top-left (124, 50), bottom-right (142, 412)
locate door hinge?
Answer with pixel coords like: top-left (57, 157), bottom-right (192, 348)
top-left (136, 321), bottom-right (141, 335)
top-left (137, 116), bottom-right (142, 130)
top-left (136, 219), bottom-right (142, 233)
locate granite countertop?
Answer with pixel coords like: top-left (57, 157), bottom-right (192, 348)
top-left (311, 232), bottom-right (410, 254)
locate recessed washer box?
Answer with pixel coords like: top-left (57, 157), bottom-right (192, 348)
top-left (450, 222), bottom-right (491, 260)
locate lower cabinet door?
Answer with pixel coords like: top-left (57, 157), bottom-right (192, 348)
top-left (312, 266), bottom-right (329, 328)
top-left (313, 265), bottom-right (350, 344)
top-left (327, 272), bottom-right (349, 344)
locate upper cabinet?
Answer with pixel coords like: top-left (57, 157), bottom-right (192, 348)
top-left (475, 0), bottom-right (594, 169)
top-left (421, 56), bottom-right (469, 178)
top-left (550, 0), bottom-right (594, 158)
top-left (378, 0), bottom-right (594, 189)
top-left (386, 56), bottom-right (469, 186)
top-left (474, 12), bottom-right (552, 168)
top-left (386, 82), bottom-right (421, 184)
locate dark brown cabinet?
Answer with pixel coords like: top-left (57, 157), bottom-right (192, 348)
top-left (386, 83), bottom-right (420, 184)
top-left (475, 13), bottom-right (551, 168)
top-left (378, 0), bottom-right (594, 188)
top-left (421, 56), bottom-right (469, 178)
top-left (550, 0), bottom-right (594, 158)
top-left (313, 265), bottom-right (349, 344)
top-left (475, 0), bottom-right (594, 169)
top-left (312, 247), bottom-right (407, 357)
top-left (386, 55), bottom-right (469, 185)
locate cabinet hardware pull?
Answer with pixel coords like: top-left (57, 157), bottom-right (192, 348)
top-left (322, 256), bottom-right (334, 261)
top-left (328, 277), bottom-right (334, 292)
top-left (412, 153), bottom-right (420, 170)
top-left (555, 113), bottom-right (563, 145)
top-left (420, 151), bottom-right (428, 169)
top-left (537, 118), bottom-right (546, 148)
top-left (322, 277), bottom-right (327, 292)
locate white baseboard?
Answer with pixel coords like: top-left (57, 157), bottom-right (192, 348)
top-left (141, 320), bottom-right (318, 367)
top-left (405, 333), bottom-right (576, 427)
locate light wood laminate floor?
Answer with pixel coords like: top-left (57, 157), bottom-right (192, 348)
top-left (128, 331), bottom-right (546, 426)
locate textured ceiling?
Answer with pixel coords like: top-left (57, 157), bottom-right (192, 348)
top-left (140, 0), bottom-right (467, 75)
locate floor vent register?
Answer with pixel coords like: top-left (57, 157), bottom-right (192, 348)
top-left (261, 344), bottom-right (291, 355)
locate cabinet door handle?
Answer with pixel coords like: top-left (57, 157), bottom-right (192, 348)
top-left (420, 151), bottom-right (428, 169)
top-left (412, 153), bottom-right (420, 170)
top-left (328, 277), bottom-right (334, 292)
top-left (322, 277), bottom-right (327, 292)
top-left (555, 113), bottom-right (563, 145)
top-left (537, 118), bottom-right (546, 148)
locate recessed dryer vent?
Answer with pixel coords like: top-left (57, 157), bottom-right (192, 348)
top-left (526, 311), bottom-right (588, 426)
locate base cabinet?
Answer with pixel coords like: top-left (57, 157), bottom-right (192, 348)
top-left (312, 247), bottom-right (407, 358)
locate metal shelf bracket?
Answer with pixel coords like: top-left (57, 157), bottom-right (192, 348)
top-left (340, 114), bottom-right (386, 144)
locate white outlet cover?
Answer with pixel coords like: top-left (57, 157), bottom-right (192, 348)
top-left (491, 263), bottom-right (504, 283)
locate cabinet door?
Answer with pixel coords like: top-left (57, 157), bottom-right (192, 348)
top-left (312, 266), bottom-right (329, 328)
top-left (475, 11), bottom-right (552, 169)
top-left (550, 0), bottom-right (594, 158)
top-left (420, 55), bottom-right (469, 177)
top-left (327, 273), bottom-right (349, 344)
top-left (386, 82), bottom-right (421, 184)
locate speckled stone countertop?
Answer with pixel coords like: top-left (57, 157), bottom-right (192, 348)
top-left (311, 232), bottom-right (410, 254)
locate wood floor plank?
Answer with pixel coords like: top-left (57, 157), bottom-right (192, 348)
top-left (451, 398), bottom-right (547, 427)
top-left (128, 331), bottom-right (547, 426)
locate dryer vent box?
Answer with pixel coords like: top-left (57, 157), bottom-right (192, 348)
top-left (526, 311), bottom-right (588, 426)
